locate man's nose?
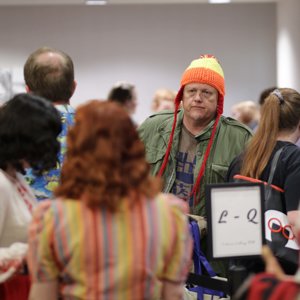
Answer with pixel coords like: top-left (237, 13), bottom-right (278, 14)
top-left (194, 91), bottom-right (203, 101)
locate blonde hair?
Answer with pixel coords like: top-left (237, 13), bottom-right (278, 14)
top-left (151, 88), bottom-right (176, 112)
top-left (231, 100), bottom-right (260, 126)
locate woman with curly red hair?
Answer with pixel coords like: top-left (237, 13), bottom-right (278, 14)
top-left (27, 100), bottom-right (192, 300)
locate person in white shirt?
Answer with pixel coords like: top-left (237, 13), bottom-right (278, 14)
top-left (0, 93), bottom-right (61, 280)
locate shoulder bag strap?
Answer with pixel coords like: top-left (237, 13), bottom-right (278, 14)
top-left (267, 147), bottom-right (284, 185)
top-left (265, 147), bottom-right (284, 200)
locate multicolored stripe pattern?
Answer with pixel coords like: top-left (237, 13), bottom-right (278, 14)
top-left (28, 194), bottom-right (192, 300)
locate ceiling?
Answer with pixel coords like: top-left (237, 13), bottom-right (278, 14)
top-left (0, 0), bottom-right (277, 5)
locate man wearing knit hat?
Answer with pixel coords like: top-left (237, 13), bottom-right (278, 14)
top-left (138, 54), bottom-right (252, 277)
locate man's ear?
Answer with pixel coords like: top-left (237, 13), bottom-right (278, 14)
top-left (297, 120), bottom-right (300, 135)
top-left (25, 85), bottom-right (31, 93)
top-left (71, 80), bottom-right (77, 97)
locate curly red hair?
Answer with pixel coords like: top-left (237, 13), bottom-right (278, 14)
top-left (55, 100), bottom-right (161, 211)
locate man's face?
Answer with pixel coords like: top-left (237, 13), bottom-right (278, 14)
top-left (182, 83), bottom-right (218, 125)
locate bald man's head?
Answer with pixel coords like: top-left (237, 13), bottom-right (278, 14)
top-left (24, 47), bottom-right (75, 103)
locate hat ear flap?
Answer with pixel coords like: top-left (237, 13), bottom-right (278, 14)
top-left (174, 86), bottom-right (184, 105)
top-left (158, 87), bottom-right (183, 177)
top-left (217, 94), bottom-right (224, 115)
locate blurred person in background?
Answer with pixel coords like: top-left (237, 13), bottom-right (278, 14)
top-left (151, 88), bottom-right (176, 112)
top-left (108, 81), bottom-right (137, 116)
top-left (231, 100), bottom-right (260, 131)
top-left (0, 93), bottom-right (61, 300)
top-left (24, 46), bottom-right (76, 201)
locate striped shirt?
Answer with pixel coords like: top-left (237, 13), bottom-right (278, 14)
top-left (28, 193), bottom-right (193, 300)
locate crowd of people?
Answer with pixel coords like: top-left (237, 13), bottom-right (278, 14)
top-left (0, 47), bottom-right (300, 300)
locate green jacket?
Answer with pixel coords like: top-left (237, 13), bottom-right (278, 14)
top-left (138, 110), bottom-right (252, 277)
top-left (139, 110), bottom-right (252, 216)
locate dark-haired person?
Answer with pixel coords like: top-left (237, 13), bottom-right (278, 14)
top-left (28, 101), bottom-right (192, 300)
top-left (227, 88), bottom-right (300, 275)
top-left (107, 81), bottom-right (137, 116)
top-left (0, 93), bottom-right (61, 297)
top-left (258, 86), bottom-right (277, 106)
top-left (24, 46), bottom-right (76, 201)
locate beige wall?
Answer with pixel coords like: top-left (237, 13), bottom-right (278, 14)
top-left (0, 3), bottom-right (276, 123)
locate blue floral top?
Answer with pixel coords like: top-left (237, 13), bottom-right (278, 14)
top-left (25, 104), bottom-right (75, 201)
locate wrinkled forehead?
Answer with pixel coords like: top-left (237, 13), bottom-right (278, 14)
top-left (184, 82), bottom-right (218, 93)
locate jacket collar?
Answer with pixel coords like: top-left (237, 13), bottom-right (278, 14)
top-left (158, 109), bottom-right (221, 141)
top-left (157, 109), bottom-right (184, 134)
top-left (157, 110), bottom-right (183, 144)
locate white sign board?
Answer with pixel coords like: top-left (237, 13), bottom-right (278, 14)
top-left (206, 183), bottom-right (265, 259)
